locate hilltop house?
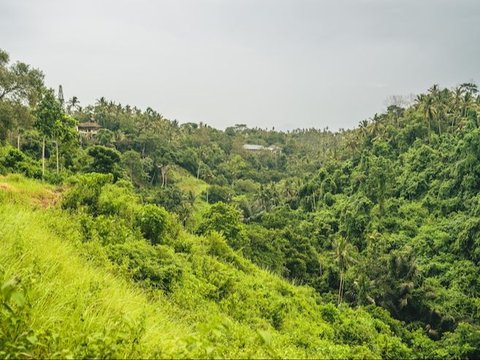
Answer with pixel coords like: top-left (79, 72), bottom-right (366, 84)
top-left (77, 122), bottom-right (101, 137)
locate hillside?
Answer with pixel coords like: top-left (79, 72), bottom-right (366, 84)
top-left (1, 49), bottom-right (480, 358)
top-left (1, 174), bottom-right (421, 358)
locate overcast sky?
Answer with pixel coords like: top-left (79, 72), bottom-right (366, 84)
top-left (1, 0), bottom-right (479, 130)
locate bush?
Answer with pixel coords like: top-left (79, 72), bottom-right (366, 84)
top-left (136, 204), bottom-right (170, 245)
top-left (0, 147), bottom-right (42, 179)
top-left (197, 202), bottom-right (248, 250)
top-left (0, 275), bottom-right (65, 358)
top-left (79, 214), bottom-right (140, 245)
top-left (203, 185), bottom-right (233, 204)
top-left (440, 323), bottom-right (480, 359)
top-left (97, 181), bottom-right (139, 223)
top-left (233, 179), bottom-right (259, 195)
top-left (107, 240), bottom-right (183, 292)
top-left (62, 173), bottom-right (113, 214)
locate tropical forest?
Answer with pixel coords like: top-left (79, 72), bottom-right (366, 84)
top-left (1, 48), bottom-right (480, 358)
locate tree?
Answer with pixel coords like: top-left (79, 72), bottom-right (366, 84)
top-left (66, 96), bottom-right (81, 114)
top-left (197, 202), bottom-right (248, 250)
top-left (151, 147), bottom-right (176, 187)
top-left (0, 49), bottom-right (44, 143)
top-left (34, 89), bottom-right (77, 177)
top-left (333, 236), bottom-right (356, 305)
top-left (136, 204), bottom-right (170, 245)
top-left (87, 145), bottom-right (122, 178)
top-left (95, 128), bottom-right (115, 147)
top-left (34, 89), bottom-right (61, 177)
top-left (0, 49), bottom-right (44, 104)
top-left (121, 150), bottom-right (148, 185)
top-left (204, 185), bottom-right (233, 204)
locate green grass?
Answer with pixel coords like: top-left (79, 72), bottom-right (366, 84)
top-left (170, 166), bottom-right (211, 228)
top-left (0, 174), bottom-right (416, 358)
top-left (170, 166), bottom-right (208, 197)
top-left (0, 174), bottom-right (60, 207)
top-left (0, 205), bottom-right (190, 357)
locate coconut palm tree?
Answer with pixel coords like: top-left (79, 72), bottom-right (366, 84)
top-left (416, 93), bottom-right (436, 139)
top-left (352, 273), bottom-right (375, 306)
top-left (66, 96), bottom-right (81, 114)
top-left (333, 236), bottom-right (356, 305)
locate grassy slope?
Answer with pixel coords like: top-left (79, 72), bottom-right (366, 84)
top-left (0, 176), bottom-right (189, 357)
top-left (170, 166), bottom-right (208, 196)
top-left (0, 174), bottom-right (413, 358)
top-left (170, 166), bottom-right (210, 227)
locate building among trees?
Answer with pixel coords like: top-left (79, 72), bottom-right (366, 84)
top-left (77, 122), bottom-right (101, 137)
top-left (243, 144), bottom-right (281, 152)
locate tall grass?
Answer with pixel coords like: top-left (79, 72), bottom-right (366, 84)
top-left (0, 204), bottom-right (191, 357)
top-left (0, 174), bottom-right (415, 358)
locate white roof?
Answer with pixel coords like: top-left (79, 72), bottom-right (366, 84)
top-left (243, 144), bottom-right (265, 150)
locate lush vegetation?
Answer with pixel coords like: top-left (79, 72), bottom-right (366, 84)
top-left (1, 49), bottom-right (480, 358)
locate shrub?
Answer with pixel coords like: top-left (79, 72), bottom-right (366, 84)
top-left (0, 275), bottom-right (65, 358)
top-left (0, 147), bottom-right (42, 179)
top-left (107, 240), bottom-right (183, 292)
top-left (62, 173), bottom-right (113, 214)
top-left (136, 204), bottom-right (170, 245)
top-left (79, 214), bottom-right (140, 245)
top-left (197, 202), bottom-right (248, 250)
top-left (97, 181), bottom-right (139, 223)
top-left (203, 185), bottom-right (233, 204)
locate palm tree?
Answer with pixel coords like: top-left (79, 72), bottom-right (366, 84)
top-left (452, 86), bottom-right (464, 128)
top-left (415, 91), bottom-right (438, 138)
top-left (459, 82), bottom-right (478, 95)
top-left (353, 274), bottom-right (375, 306)
top-left (333, 236), bottom-right (356, 305)
top-left (359, 119), bottom-right (369, 143)
top-left (428, 84), bottom-right (449, 135)
top-left (66, 96), bottom-right (81, 114)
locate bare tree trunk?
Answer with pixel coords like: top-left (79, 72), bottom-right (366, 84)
top-left (42, 136), bottom-right (45, 180)
top-left (338, 273), bottom-right (344, 305)
top-left (55, 140), bottom-right (59, 174)
top-left (160, 165), bottom-right (169, 187)
top-left (17, 134), bottom-right (20, 150)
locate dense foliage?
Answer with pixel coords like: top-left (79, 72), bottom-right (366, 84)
top-left (1, 49), bottom-right (480, 357)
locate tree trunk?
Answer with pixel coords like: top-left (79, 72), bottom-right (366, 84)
top-left (17, 134), bottom-right (20, 150)
top-left (160, 165), bottom-right (169, 187)
top-left (55, 140), bottom-right (59, 174)
top-left (338, 273), bottom-right (343, 305)
top-left (42, 136), bottom-right (45, 180)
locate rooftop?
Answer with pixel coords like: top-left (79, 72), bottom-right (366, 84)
top-left (78, 122), bottom-right (101, 129)
top-left (243, 144), bottom-right (265, 151)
